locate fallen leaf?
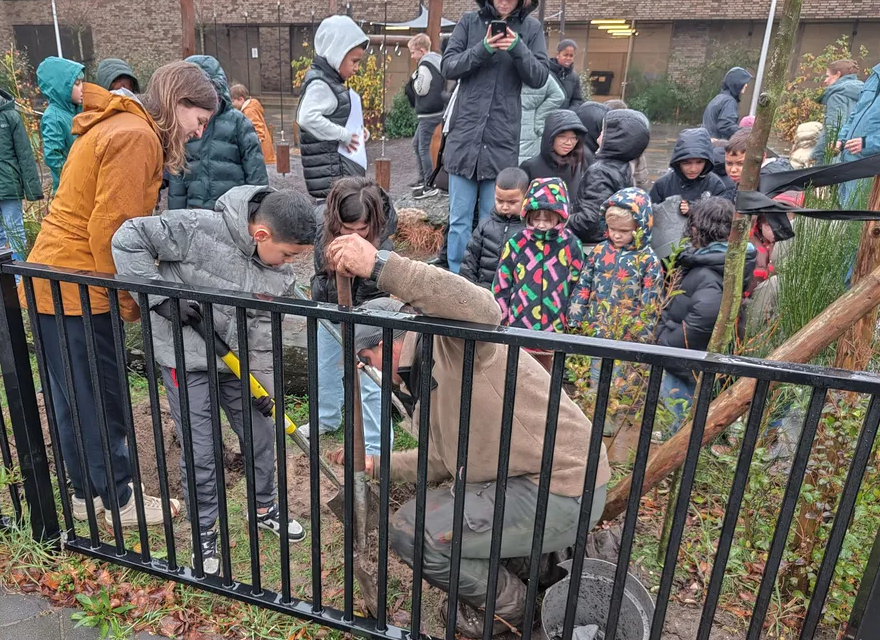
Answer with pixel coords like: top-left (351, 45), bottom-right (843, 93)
top-left (159, 614), bottom-right (184, 637)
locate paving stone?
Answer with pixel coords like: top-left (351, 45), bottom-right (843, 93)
top-left (0, 610), bottom-right (59, 640)
top-left (0, 591), bottom-right (50, 627)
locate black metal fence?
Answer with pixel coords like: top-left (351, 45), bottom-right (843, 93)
top-left (1, 249), bottom-right (880, 640)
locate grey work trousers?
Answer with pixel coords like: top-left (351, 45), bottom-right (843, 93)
top-left (162, 368), bottom-right (278, 529)
top-left (390, 476), bottom-right (608, 625)
top-left (413, 116), bottom-right (442, 184)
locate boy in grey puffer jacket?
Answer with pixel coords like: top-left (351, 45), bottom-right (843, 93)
top-left (111, 185), bottom-right (316, 577)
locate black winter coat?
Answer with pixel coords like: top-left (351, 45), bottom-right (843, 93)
top-left (656, 243), bottom-right (756, 352)
top-left (441, 0), bottom-right (549, 182)
top-left (549, 59), bottom-right (584, 110)
top-left (519, 109), bottom-right (588, 196)
top-left (168, 56), bottom-right (268, 210)
top-left (310, 190), bottom-right (398, 305)
top-left (569, 109), bottom-right (650, 244)
top-left (701, 67), bottom-right (752, 141)
top-left (650, 128), bottom-right (728, 204)
top-left (575, 101), bottom-right (609, 157)
top-left (460, 210), bottom-right (525, 287)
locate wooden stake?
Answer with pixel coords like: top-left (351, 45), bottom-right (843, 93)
top-left (427, 0), bottom-right (443, 53)
top-left (180, 0), bottom-right (196, 58)
top-left (375, 158), bottom-right (391, 192)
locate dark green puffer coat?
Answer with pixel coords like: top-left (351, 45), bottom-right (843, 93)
top-left (0, 89), bottom-right (43, 201)
top-left (167, 55), bottom-right (268, 210)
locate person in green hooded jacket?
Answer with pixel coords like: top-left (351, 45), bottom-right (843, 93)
top-left (36, 56), bottom-right (84, 192)
top-left (95, 58), bottom-right (140, 93)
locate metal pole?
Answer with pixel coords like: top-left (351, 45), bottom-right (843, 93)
top-left (244, 10), bottom-right (252, 92)
top-left (750, 0), bottom-right (779, 116)
top-left (278, 0), bottom-right (284, 141)
top-left (559, 0), bottom-right (566, 37)
top-left (50, 0), bottom-right (63, 57)
top-left (620, 20), bottom-right (636, 101)
top-left (213, 10), bottom-right (218, 59)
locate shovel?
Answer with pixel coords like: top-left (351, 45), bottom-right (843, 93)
top-left (336, 274), bottom-right (380, 616)
top-left (188, 317), bottom-right (347, 521)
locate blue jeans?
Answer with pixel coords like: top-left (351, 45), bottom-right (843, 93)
top-left (316, 323), bottom-right (389, 456)
top-left (447, 174), bottom-right (495, 273)
top-left (660, 370), bottom-right (697, 435)
top-left (0, 199), bottom-right (27, 262)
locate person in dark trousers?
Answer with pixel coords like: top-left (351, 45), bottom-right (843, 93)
top-left (812, 59), bottom-right (864, 162)
top-left (701, 67), bottom-right (752, 141)
top-left (0, 87), bottom-right (43, 263)
top-left (297, 15), bottom-right (370, 200)
top-left (112, 186), bottom-right (316, 576)
top-left (95, 58), bottom-right (140, 93)
top-left (441, 0), bottom-right (549, 273)
top-left (460, 166), bottom-right (529, 287)
top-left (548, 39), bottom-right (584, 109)
top-left (167, 55), bottom-right (268, 210)
top-left (322, 232), bottom-right (610, 638)
top-left (574, 100), bottom-right (610, 168)
top-left (519, 108), bottom-right (588, 196)
top-left (569, 108), bottom-right (650, 245)
top-left (406, 33), bottom-right (446, 199)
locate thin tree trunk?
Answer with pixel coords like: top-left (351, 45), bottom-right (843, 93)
top-left (77, 31), bottom-right (84, 63)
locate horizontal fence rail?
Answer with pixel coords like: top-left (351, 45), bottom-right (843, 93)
top-left (1, 252), bottom-right (879, 640)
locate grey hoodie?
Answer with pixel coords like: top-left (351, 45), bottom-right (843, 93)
top-left (111, 185), bottom-right (301, 374)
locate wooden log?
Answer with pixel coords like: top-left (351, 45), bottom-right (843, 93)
top-left (375, 158), bottom-right (391, 192)
top-left (427, 0), bottom-right (443, 53)
top-left (601, 260), bottom-right (880, 522)
top-left (275, 141), bottom-right (290, 175)
top-left (180, 0), bottom-right (196, 58)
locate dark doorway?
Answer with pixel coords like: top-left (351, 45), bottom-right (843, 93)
top-left (201, 25), bottom-right (261, 95)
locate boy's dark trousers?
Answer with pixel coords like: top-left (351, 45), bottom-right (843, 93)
top-left (413, 116), bottom-right (442, 185)
top-left (161, 368), bottom-right (277, 530)
top-left (38, 314), bottom-right (133, 509)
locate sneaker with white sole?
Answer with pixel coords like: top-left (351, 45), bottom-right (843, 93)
top-left (192, 528), bottom-right (221, 576)
top-left (107, 488), bottom-right (181, 527)
top-left (414, 186), bottom-right (439, 200)
top-left (71, 494), bottom-right (104, 521)
top-left (249, 504), bottom-right (306, 542)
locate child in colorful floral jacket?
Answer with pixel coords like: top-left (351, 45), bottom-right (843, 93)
top-left (493, 177), bottom-right (584, 336)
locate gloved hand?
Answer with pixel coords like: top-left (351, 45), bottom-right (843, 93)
top-left (252, 395), bottom-right (275, 418)
top-left (152, 299), bottom-right (203, 326)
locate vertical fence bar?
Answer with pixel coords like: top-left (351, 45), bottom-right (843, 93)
top-left (202, 302), bottom-right (232, 585)
top-left (521, 351), bottom-right (566, 640)
top-left (341, 318), bottom-right (356, 621)
top-left (847, 521), bottom-right (880, 639)
top-left (0, 399), bottom-right (22, 522)
top-left (562, 357), bottom-right (614, 640)
top-left (0, 256), bottom-right (59, 542)
top-left (22, 277), bottom-right (73, 539)
top-left (137, 293), bottom-right (177, 570)
top-left (603, 364), bottom-right (663, 640)
top-left (169, 297), bottom-right (204, 578)
top-left (306, 317), bottom-right (323, 612)
top-left (271, 312), bottom-right (291, 604)
top-left (697, 379), bottom-right (770, 640)
top-left (410, 334), bottom-right (435, 638)
top-left (77, 284), bottom-right (125, 554)
top-left (444, 339), bottom-right (476, 640)
top-left (376, 327), bottom-right (394, 632)
top-left (799, 394), bottom-right (880, 639)
top-left (481, 346), bottom-right (520, 640)
top-left (236, 306), bottom-right (262, 594)
top-left (650, 374), bottom-right (715, 639)
top-left (108, 290), bottom-right (150, 562)
top-left (745, 386), bottom-right (828, 640)
top-left (50, 281), bottom-right (99, 547)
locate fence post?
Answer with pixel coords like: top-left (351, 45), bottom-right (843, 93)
top-left (846, 522), bottom-right (880, 639)
top-left (0, 252), bottom-right (60, 543)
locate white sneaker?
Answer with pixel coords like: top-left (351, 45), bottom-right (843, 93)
top-left (107, 486), bottom-right (181, 527)
top-left (192, 528), bottom-right (221, 576)
top-left (71, 494), bottom-right (104, 521)
top-left (297, 422), bottom-right (311, 440)
top-left (248, 504), bottom-right (306, 542)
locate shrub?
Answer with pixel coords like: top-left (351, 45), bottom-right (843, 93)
top-left (385, 87), bottom-right (418, 139)
top-left (627, 74), bottom-right (686, 122)
top-left (578, 68), bottom-right (593, 101)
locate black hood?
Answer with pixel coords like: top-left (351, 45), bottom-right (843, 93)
top-left (722, 67), bottom-right (752, 102)
top-left (597, 109), bottom-right (650, 162)
top-left (549, 58), bottom-right (573, 79)
top-left (670, 127), bottom-right (714, 181)
top-left (711, 147), bottom-right (727, 177)
top-left (477, 0), bottom-right (540, 21)
top-left (575, 101), bottom-right (610, 154)
top-left (679, 242), bottom-right (757, 279)
top-left (540, 109), bottom-right (587, 159)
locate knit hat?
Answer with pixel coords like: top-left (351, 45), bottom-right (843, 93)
top-left (521, 177), bottom-right (570, 221)
top-left (739, 115), bottom-right (755, 128)
top-left (353, 298), bottom-right (409, 353)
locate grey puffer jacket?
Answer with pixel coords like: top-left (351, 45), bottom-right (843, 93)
top-left (460, 209), bottom-right (525, 287)
top-left (518, 75), bottom-right (565, 163)
top-left (111, 185), bottom-right (299, 374)
top-left (442, 0), bottom-right (549, 182)
top-left (701, 67), bottom-right (752, 140)
top-left (167, 55), bottom-right (268, 211)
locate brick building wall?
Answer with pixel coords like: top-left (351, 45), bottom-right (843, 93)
top-left (667, 22), bottom-right (711, 84)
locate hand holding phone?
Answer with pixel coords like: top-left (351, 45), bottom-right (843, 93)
top-left (490, 20), bottom-right (507, 37)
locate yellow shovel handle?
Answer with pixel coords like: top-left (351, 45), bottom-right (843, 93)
top-left (219, 352), bottom-right (298, 435)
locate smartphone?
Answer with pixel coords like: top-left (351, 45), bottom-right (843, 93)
top-left (490, 20), bottom-right (507, 37)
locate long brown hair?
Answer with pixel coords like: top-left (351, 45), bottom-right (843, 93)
top-left (324, 177), bottom-right (387, 243)
top-left (140, 61), bottom-right (218, 174)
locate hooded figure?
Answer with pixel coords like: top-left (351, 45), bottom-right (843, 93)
top-left (549, 56), bottom-right (584, 110)
top-left (493, 177), bottom-right (584, 333)
top-left (0, 88), bottom-right (43, 205)
top-left (574, 100), bottom-right (610, 165)
top-left (296, 15), bottom-right (370, 199)
top-left (837, 63), bottom-right (880, 206)
top-left (570, 108), bottom-right (650, 245)
top-left (711, 146), bottom-right (735, 192)
top-left (650, 128), bottom-right (727, 204)
top-left (811, 72), bottom-right (863, 162)
top-left (519, 108), bottom-right (587, 195)
top-left (701, 67), bottom-right (752, 141)
top-left (36, 56), bottom-right (84, 191)
top-left (518, 75), bottom-right (565, 163)
top-left (167, 56), bottom-right (267, 210)
top-left (569, 187), bottom-right (662, 340)
top-left (95, 58), bottom-right (140, 93)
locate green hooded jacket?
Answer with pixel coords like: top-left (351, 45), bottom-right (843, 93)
top-left (95, 58), bottom-right (140, 93)
top-left (0, 89), bottom-right (43, 201)
top-left (36, 56), bottom-right (84, 191)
